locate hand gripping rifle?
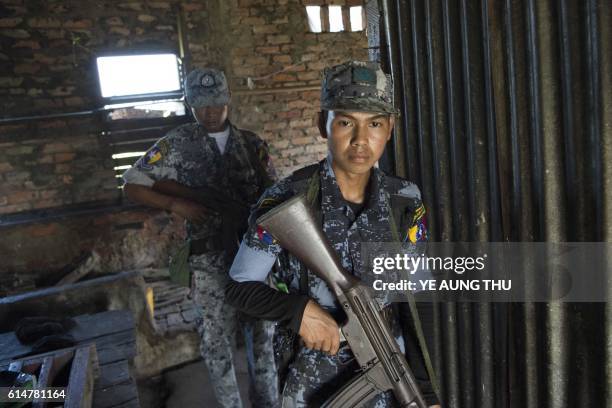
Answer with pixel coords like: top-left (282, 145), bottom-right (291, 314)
top-left (153, 179), bottom-right (250, 252)
top-left (257, 195), bottom-right (428, 408)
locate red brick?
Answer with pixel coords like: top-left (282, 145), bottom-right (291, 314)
top-left (43, 142), bottom-right (71, 154)
top-left (63, 19), bottom-right (92, 29)
top-left (8, 191), bottom-right (38, 204)
top-left (30, 223), bottom-right (59, 237)
top-left (267, 35), bottom-right (290, 45)
top-left (0, 203), bottom-right (32, 214)
top-left (33, 199), bottom-right (63, 209)
top-left (242, 17), bottom-right (266, 25)
top-left (253, 25), bottom-right (278, 34)
top-left (182, 2), bottom-right (204, 11)
top-left (14, 63), bottom-right (41, 75)
top-left (256, 46), bottom-right (280, 55)
top-left (41, 190), bottom-right (59, 199)
top-left (272, 73), bottom-right (296, 82)
top-left (292, 136), bottom-right (316, 145)
top-left (0, 18), bottom-right (23, 28)
top-left (290, 118), bottom-right (312, 128)
top-left (297, 71), bottom-right (319, 81)
top-left (27, 18), bottom-right (61, 28)
top-left (55, 163), bottom-right (71, 173)
top-left (276, 110), bottom-right (302, 119)
top-left (264, 122), bottom-right (288, 131)
top-left (273, 55), bottom-right (292, 64)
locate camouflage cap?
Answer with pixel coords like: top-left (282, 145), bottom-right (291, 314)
top-left (320, 61), bottom-right (396, 114)
top-left (184, 68), bottom-right (230, 108)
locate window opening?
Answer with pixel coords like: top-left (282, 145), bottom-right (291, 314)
top-left (350, 6), bottom-right (364, 31)
top-left (328, 6), bottom-right (344, 32)
top-left (306, 6), bottom-right (323, 33)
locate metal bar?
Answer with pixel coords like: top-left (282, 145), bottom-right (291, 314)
top-left (481, 0), bottom-right (502, 243)
top-left (442, 1), bottom-right (462, 245)
top-left (459, 0), bottom-right (476, 242)
top-left (432, 300), bottom-right (445, 404)
top-left (558, 0), bottom-right (577, 241)
top-left (380, 0), bottom-right (401, 175)
top-left (408, 0), bottom-right (425, 191)
top-left (441, 0), bottom-right (460, 242)
top-left (585, 0), bottom-right (604, 241)
top-left (424, 0), bottom-right (442, 242)
top-left (395, 0), bottom-right (417, 182)
top-left (459, 302), bottom-right (475, 407)
top-left (442, 302), bottom-right (460, 408)
top-left (525, 0), bottom-right (544, 241)
top-left (503, 0), bottom-right (521, 242)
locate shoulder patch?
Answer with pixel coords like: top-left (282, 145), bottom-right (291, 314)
top-left (407, 202), bottom-right (428, 243)
top-left (137, 139), bottom-right (169, 170)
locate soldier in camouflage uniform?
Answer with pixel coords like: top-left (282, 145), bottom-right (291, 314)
top-left (226, 61), bottom-right (440, 407)
top-left (123, 68), bottom-right (279, 408)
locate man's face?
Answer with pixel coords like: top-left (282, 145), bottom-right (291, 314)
top-left (191, 105), bottom-right (229, 132)
top-left (325, 110), bottom-right (394, 175)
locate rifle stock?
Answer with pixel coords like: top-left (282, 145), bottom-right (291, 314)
top-left (257, 195), bottom-right (427, 408)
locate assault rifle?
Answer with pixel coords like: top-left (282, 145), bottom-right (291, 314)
top-left (257, 195), bottom-right (427, 408)
top-left (153, 179), bottom-right (250, 251)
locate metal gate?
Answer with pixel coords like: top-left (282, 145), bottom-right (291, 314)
top-left (367, 0), bottom-right (611, 406)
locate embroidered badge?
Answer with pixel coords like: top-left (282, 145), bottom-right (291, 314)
top-left (407, 203), bottom-right (428, 243)
top-left (145, 147), bottom-right (162, 165)
top-left (256, 225), bottom-right (275, 244)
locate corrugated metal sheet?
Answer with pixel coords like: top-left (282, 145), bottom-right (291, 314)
top-left (368, 0), bottom-right (611, 406)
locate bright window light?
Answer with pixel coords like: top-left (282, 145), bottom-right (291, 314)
top-left (113, 165), bottom-right (132, 171)
top-left (97, 54), bottom-right (181, 98)
top-left (350, 6), bottom-right (363, 31)
top-left (329, 6), bottom-right (344, 32)
top-left (112, 152), bottom-right (146, 159)
top-left (306, 6), bottom-right (322, 33)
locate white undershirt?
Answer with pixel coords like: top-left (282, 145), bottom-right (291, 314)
top-left (209, 127), bottom-right (230, 154)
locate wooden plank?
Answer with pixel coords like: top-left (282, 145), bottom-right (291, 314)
top-left (65, 346), bottom-right (96, 408)
top-left (0, 310), bottom-right (135, 364)
top-left (69, 311), bottom-right (135, 341)
top-left (93, 380), bottom-right (139, 408)
top-left (94, 360), bottom-right (131, 389)
top-left (108, 398), bottom-right (140, 408)
top-left (31, 357), bottom-right (52, 408)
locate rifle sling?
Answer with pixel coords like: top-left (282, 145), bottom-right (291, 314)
top-left (388, 207), bottom-right (440, 400)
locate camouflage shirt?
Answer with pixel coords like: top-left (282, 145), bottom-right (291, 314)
top-left (229, 157), bottom-right (427, 324)
top-left (122, 121), bottom-right (275, 242)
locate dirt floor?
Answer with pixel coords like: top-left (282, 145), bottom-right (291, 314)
top-left (138, 347), bottom-right (252, 408)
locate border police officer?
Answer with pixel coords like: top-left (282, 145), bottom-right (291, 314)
top-left (225, 61), bottom-right (440, 407)
top-left (123, 68), bottom-right (279, 408)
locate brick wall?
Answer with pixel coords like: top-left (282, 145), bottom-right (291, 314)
top-left (0, 0), bottom-right (368, 293)
top-left (227, 0), bottom-right (368, 175)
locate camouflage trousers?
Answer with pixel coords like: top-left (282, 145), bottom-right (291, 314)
top-left (190, 252), bottom-right (280, 408)
top-left (281, 344), bottom-right (397, 408)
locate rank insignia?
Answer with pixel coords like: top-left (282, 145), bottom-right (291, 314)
top-left (257, 225), bottom-right (276, 245)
